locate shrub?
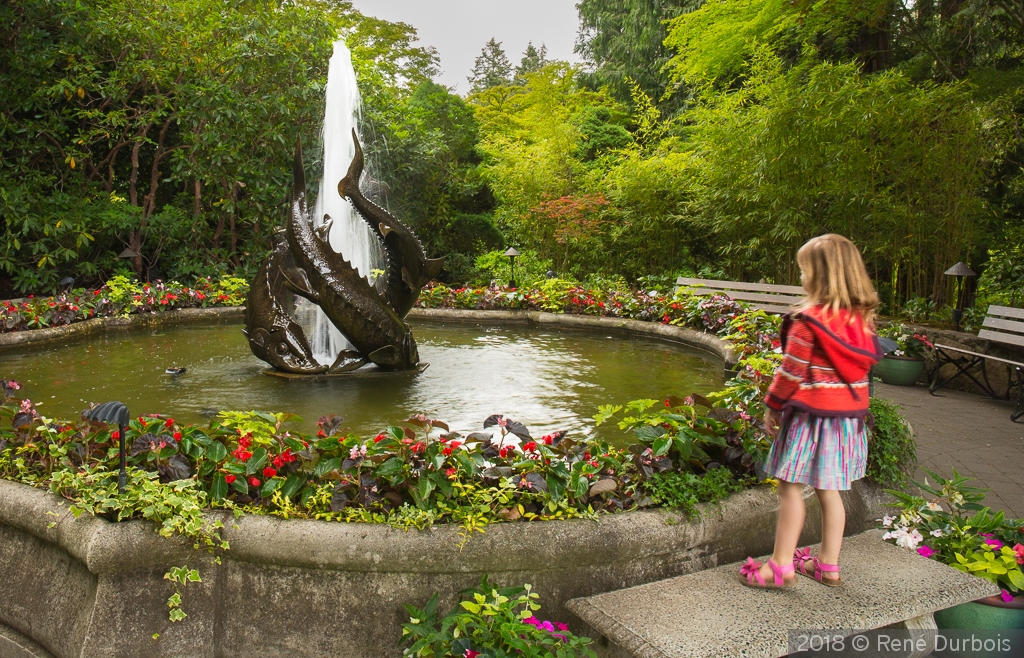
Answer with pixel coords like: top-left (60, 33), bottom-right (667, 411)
top-left (866, 398), bottom-right (917, 487)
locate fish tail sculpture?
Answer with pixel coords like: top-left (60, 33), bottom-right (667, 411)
top-left (337, 129), bottom-right (444, 319)
top-left (242, 235), bottom-right (329, 374)
top-left (281, 139), bottom-right (421, 371)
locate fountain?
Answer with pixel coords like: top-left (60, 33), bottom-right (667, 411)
top-left (243, 40), bottom-right (440, 376)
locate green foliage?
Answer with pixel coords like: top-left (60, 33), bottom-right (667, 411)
top-left (402, 577), bottom-right (596, 658)
top-left (881, 469), bottom-right (1024, 596)
top-left (0, 0), bottom-right (437, 292)
top-left (49, 467), bottom-right (227, 551)
top-left (468, 39), bottom-right (514, 93)
top-left (645, 467), bottom-right (750, 517)
top-left (866, 398), bottom-right (918, 487)
top-left (164, 566), bottom-right (201, 622)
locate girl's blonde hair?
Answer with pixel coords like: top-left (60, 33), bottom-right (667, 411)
top-left (796, 234), bottom-right (879, 324)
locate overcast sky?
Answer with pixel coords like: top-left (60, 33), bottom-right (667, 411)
top-left (348, 0), bottom-right (583, 93)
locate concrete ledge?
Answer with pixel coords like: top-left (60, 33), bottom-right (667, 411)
top-left (0, 622), bottom-right (56, 658)
top-left (567, 530), bottom-right (999, 658)
top-left (0, 306), bottom-right (245, 352)
top-left (0, 477), bottom-right (891, 658)
top-left (408, 308), bottom-right (738, 368)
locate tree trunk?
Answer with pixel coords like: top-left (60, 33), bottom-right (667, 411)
top-left (229, 181), bottom-right (239, 268)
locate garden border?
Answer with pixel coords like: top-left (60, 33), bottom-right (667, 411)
top-left (0, 307), bottom-right (244, 352)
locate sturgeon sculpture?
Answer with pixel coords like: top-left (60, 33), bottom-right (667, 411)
top-left (337, 129), bottom-right (444, 319)
top-left (241, 236), bottom-right (328, 375)
top-left (245, 136), bottom-right (440, 373)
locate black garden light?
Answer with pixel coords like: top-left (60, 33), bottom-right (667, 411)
top-left (504, 247), bottom-right (520, 289)
top-left (944, 262), bottom-right (977, 331)
top-left (84, 401), bottom-right (130, 492)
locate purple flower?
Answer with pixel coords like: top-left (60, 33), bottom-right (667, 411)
top-left (985, 538), bottom-right (1004, 550)
top-left (1001, 590), bottom-right (1014, 603)
top-left (917, 545), bottom-right (937, 558)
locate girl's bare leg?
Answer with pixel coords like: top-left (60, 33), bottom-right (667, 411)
top-left (815, 488), bottom-right (845, 581)
top-left (759, 479), bottom-right (805, 583)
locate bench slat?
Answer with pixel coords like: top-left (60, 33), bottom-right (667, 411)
top-left (988, 305), bottom-right (1024, 321)
top-left (935, 343), bottom-right (1024, 368)
top-left (675, 277), bottom-right (804, 295)
top-left (680, 288), bottom-right (803, 306)
top-left (979, 328), bottom-right (1024, 348)
top-left (981, 316), bottom-right (1024, 336)
top-left (750, 303), bottom-right (795, 314)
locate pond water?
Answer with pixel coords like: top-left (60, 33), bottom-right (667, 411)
top-left (3, 321), bottom-right (723, 441)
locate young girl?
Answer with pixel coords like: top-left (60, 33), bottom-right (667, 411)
top-left (739, 234), bottom-right (882, 589)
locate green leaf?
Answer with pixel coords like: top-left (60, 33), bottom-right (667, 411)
top-left (546, 474), bottom-right (566, 502)
top-left (261, 477), bottom-right (283, 497)
top-left (652, 436), bottom-right (671, 457)
top-left (205, 441), bottom-right (227, 463)
top-left (246, 448), bottom-right (268, 475)
top-left (281, 474), bottom-right (304, 499)
top-left (314, 457), bottom-right (341, 477)
top-left (376, 457), bottom-right (405, 478)
top-left (211, 473), bottom-right (227, 501)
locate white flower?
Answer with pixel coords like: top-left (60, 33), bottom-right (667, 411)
top-left (926, 502), bottom-right (942, 512)
top-left (930, 529), bottom-right (944, 538)
top-left (895, 528), bottom-right (924, 550)
top-left (882, 515), bottom-right (896, 528)
top-left (883, 526), bottom-right (907, 542)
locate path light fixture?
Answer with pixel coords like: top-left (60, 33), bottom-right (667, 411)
top-left (504, 247), bottom-right (520, 289)
top-left (944, 262), bottom-right (977, 331)
top-left (84, 402), bottom-right (130, 492)
top-left (57, 277), bottom-right (75, 295)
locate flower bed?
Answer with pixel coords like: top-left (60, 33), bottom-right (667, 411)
top-left (1, 275), bottom-right (248, 332)
top-left (880, 470), bottom-right (1024, 602)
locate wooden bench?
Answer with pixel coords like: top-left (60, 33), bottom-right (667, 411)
top-left (674, 277), bottom-right (804, 314)
top-left (930, 305), bottom-right (1024, 423)
top-left (567, 530), bottom-right (998, 658)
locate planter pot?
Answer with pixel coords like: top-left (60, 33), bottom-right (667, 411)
top-left (934, 595), bottom-right (1024, 658)
top-left (874, 356), bottom-right (925, 386)
top-left (935, 593), bottom-right (1024, 630)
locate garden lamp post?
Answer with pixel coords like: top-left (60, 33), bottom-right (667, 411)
top-left (504, 247), bottom-right (520, 289)
top-left (84, 401), bottom-right (130, 492)
top-left (944, 262), bottom-right (976, 331)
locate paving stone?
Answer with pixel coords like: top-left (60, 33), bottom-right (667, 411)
top-left (567, 530), bottom-right (998, 658)
top-left (875, 382), bottom-right (1024, 519)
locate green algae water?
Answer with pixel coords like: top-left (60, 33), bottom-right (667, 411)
top-left (2, 320), bottom-right (722, 440)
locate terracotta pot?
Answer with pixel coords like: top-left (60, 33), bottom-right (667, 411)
top-left (874, 355), bottom-right (925, 386)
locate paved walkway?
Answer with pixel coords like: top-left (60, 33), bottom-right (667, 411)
top-left (875, 382), bottom-right (1024, 519)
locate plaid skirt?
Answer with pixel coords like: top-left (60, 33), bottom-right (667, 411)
top-left (763, 411), bottom-right (868, 491)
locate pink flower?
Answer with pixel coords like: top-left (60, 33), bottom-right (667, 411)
top-left (1001, 590), bottom-right (1014, 603)
top-left (464, 650), bottom-right (480, 658)
top-left (917, 545), bottom-right (937, 558)
top-left (985, 537), bottom-right (1004, 550)
top-left (1013, 543), bottom-right (1024, 565)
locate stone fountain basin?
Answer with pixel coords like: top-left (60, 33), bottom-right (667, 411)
top-left (0, 477), bottom-right (891, 658)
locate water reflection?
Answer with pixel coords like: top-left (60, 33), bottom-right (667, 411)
top-left (3, 321), bottom-right (722, 440)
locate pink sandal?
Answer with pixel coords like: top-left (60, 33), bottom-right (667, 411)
top-left (738, 557), bottom-right (795, 589)
top-left (793, 547), bottom-right (842, 587)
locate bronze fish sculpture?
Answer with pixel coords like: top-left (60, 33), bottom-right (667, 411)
top-left (282, 140), bottom-right (421, 370)
top-left (337, 129), bottom-right (444, 319)
top-left (242, 235), bottom-right (328, 374)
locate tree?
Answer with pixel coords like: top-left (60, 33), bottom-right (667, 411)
top-left (514, 42), bottom-right (548, 84)
top-left (467, 38), bottom-right (513, 93)
top-left (575, 0), bottom-right (697, 109)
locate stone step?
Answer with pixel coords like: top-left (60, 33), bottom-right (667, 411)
top-left (567, 530), bottom-right (998, 658)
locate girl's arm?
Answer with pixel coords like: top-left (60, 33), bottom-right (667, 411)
top-left (765, 318), bottom-right (814, 412)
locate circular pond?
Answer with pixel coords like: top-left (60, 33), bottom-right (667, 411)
top-left (3, 319), bottom-right (723, 439)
